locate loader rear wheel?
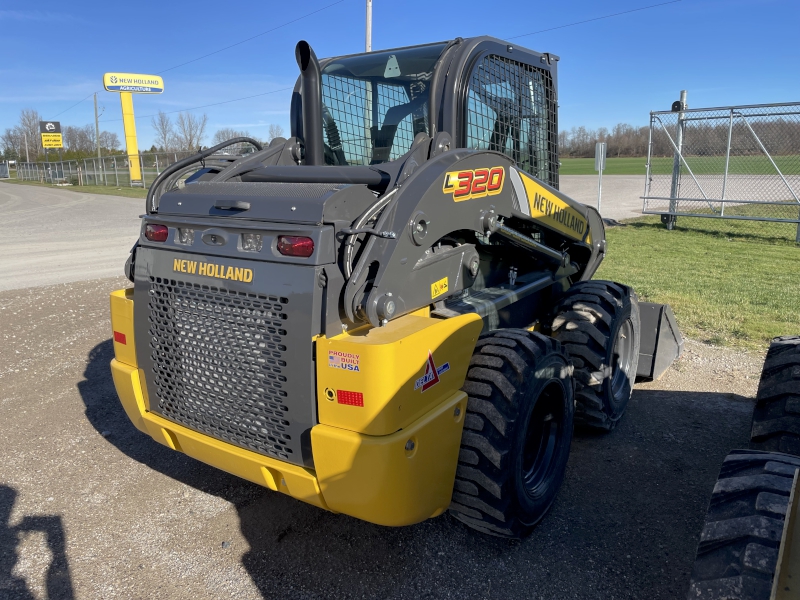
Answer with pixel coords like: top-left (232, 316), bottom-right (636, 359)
top-left (750, 336), bottom-right (800, 455)
top-left (686, 450), bottom-right (797, 600)
top-left (550, 281), bottom-right (641, 431)
top-left (450, 330), bottom-right (574, 539)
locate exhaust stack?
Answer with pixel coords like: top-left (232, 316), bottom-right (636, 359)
top-left (295, 41), bottom-right (324, 166)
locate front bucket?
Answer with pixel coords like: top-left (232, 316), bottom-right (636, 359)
top-left (636, 302), bottom-right (684, 381)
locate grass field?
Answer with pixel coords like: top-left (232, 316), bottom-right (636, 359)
top-left (0, 178), bottom-right (148, 199)
top-left (560, 155), bottom-right (800, 176)
top-left (595, 216), bottom-right (800, 351)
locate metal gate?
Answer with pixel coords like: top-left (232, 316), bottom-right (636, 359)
top-left (642, 101), bottom-right (800, 241)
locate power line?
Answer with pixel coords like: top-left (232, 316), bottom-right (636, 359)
top-left (99, 86), bottom-right (294, 122)
top-left (49, 91), bottom-right (98, 119)
top-left (157, 0), bottom-right (348, 74)
top-left (506, 0), bottom-right (682, 40)
top-left (45, 0), bottom-right (347, 120)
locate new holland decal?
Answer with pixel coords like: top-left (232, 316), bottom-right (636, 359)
top-left (515, 171), bottom-right (589, 242)
top-left (414, 351), bottom-right (450, 392)
top-left (443, 166), bottom-right (504, 201)
top-left (173, 259), bottom-right (253, 282)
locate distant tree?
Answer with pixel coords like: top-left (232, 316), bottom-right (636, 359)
top-left (99, 130), bottom-right (120, 151)
top-left (175, 112), bottom-right (208, 151)
top-left (151, 111), bottom-right (176, 152)
top-left (18, 109), bottom-right (44, 158)
top-left (267, 123), bottom-right (285, 142)
top-left (212, 128), bottom-right (252, 146)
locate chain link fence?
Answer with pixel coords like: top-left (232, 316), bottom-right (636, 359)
top-left (0, 161), bottom-right (10, 178)
top-left (15, 151), bottom-right (205, 188)
top-left (642, 102), bottom-right (800, 242)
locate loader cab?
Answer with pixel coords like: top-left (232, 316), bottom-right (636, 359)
top-left (290, 36), bottom-right (560, 189)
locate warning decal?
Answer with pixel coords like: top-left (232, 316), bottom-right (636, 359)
top-left (414, 351), bottom-right (450, 392)
top-left (431, 277), bottom-right (449, 299)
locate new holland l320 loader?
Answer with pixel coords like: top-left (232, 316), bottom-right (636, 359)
top-left (109, 37), bottom-right (682, 538)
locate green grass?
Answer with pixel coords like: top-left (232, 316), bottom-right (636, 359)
top-left (561, 155), bottom-right (800, 176)
top-left (595, 216), bottom-right (800, 351)
top-left (560, 157), bottom-right (649, 175)
top-left (0, 178), bottom-right (148, 199)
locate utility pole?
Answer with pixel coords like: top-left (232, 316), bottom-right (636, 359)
top-left (365, 0), bottom-right (372, 52)
top-left (94, 93), bottom-right (104, 184)
top-left (24, 132), bottom-right (30, 162)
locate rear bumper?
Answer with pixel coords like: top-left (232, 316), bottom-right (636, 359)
top-left (109, 288), bottom-right (475, 526)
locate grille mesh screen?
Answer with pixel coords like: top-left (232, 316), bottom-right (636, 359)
top-left (147, 277), bottom-right (293, 460)
top-left (466, 54), bottom-right (559, 188)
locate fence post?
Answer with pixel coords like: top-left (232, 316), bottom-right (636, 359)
top-left (114, 158), bottom-right (119, 186)
top-left (667, 89), bottom-right (687, 230)
top-left (140, 154), bottom-right (146, 188)
top-left (720, 109), bottom-right (733, 217)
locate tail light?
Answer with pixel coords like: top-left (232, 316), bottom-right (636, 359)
top-left (145, 224), bottom-right (169, 242)
top-left (277, 236), bottom-right (314, 257)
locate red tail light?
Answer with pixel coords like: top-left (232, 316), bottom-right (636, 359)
top-left (145, 224), bottom-right (169, 242)
top-left (277, 236), bottom-right (314, 257)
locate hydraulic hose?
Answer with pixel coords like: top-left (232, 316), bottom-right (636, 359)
top-left (343, 188), bottom-right (398, 279)
top-left (146, 136), bottom-right (263, 213)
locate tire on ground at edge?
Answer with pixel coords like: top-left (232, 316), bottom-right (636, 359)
top-left (450, 329), bottom-right (574, 539)
top-left (750, 336), bottom-right (800, 455)
top-left (687, 450), bottom-right (798, 600)
top-left (550, 280), bottom-right (641, 431)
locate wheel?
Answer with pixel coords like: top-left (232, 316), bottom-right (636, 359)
top-left (550, 280), bottom-right (641, 431)
top-left (449, 330), bottom-right (574, 539)
top-left (750, 336), bottom-right (800, 455)
top-left (687, 450), bottom-right (798, 600)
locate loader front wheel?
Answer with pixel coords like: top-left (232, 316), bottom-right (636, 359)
top-left (550, 281), bottom-right (641, 431)
top-left (450, 330), bottom-right (574, 539)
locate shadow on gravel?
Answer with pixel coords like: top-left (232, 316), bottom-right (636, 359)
top-left (78, 340), bottom-right (756, 599)
top-left (0, 485), bottom-right (75, 600)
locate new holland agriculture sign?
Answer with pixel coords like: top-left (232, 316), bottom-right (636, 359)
top-left (103, 73), bottom-right (164, 94)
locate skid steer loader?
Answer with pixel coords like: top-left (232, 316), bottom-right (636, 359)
top-left (109, 37), bottom-right (682, 538)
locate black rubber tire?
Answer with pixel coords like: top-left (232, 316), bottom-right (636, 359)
top-left (449, 330), bottom-right (574, 539)
top-left (750, 336), bottom-right (800, 455)
top-left (550, 280), bottom-right (641, 431)
top-left (687, 449), bottom-right (798, 600)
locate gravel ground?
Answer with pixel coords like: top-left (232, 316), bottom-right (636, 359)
top-left (0, 276), bottom-right (765, 600)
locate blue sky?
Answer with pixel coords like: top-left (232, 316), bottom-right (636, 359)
top-left (1, 0), bottom-right (798, 148)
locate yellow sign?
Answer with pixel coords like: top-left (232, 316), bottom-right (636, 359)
top-left (518, 172), bottom-right (589, 242)
top-left (41, 133), bottom-right (63, 149)
top-left (431, 277), bottom-right (449, 299)
top-left (103, 72), bottom-right (164, 94)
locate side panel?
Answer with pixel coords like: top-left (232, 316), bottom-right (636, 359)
top-left (312, 391), bottom-right (468, 526)
top-left (316, 312), bottom-right (483, 436)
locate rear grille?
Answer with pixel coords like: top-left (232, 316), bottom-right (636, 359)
top-left (147, 276), bottom-right (293, 460)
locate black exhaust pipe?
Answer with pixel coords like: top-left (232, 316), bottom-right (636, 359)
top-left (295, 41), bottom-right (324, 166)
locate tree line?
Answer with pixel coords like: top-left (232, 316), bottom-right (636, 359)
top-left (1, 107), bottom-right (286, 162)
top-left (1, 109), bottom-right (121, 162)
top-left (558, 123), bottom-right (650, 158)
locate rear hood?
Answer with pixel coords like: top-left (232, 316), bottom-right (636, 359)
top-left (157, 181), bottom-right (377, 225)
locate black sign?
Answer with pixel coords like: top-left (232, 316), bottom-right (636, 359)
top-left (39, 121), bottom-right (61, 134)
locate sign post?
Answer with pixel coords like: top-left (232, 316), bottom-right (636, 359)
top-left (595, 141), bottom-right (607, 212)
top-left (102, 72), bottom-right (164, 187)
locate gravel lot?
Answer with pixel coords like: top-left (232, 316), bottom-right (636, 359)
top-left (0, 183), bottom-right (767, 599)
top-left (0, 275), bottom-right (764, 600)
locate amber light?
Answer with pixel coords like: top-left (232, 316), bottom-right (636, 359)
top-left (145, 224), bottom-right (169, 242)
top-left (277, 236), bottom-right (314, 257)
